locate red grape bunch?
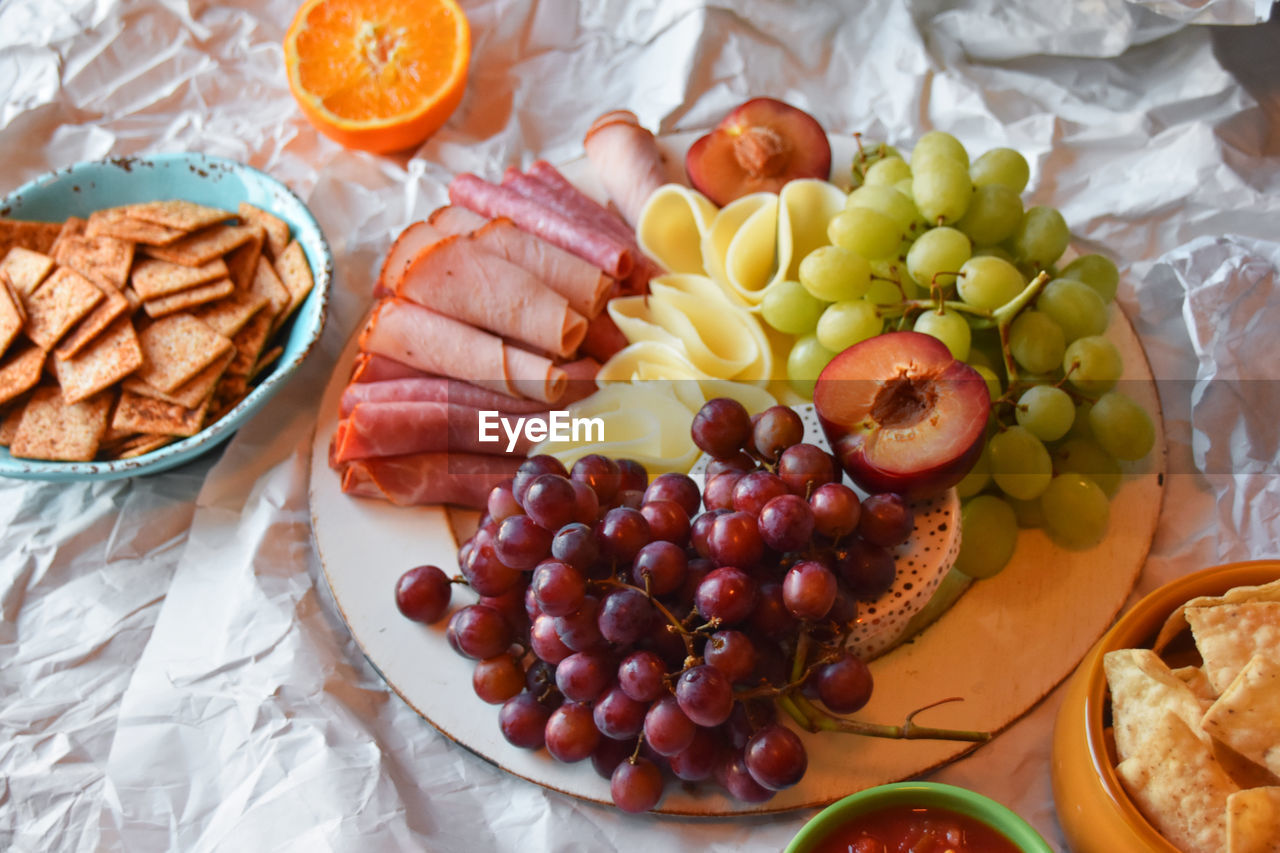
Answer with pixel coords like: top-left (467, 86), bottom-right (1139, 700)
top-left (394, 398), bottom-right (987, 812)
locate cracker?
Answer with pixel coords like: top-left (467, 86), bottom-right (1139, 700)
top-left (249, 254), bottom-right (290, 327)
top-left (112, 432), bottom-right (175, 459)
top-left (0, 271), bottom-right (24, 357)
top-left (0, 247), bottom-right (54, 296)
top-left (85, 207), bottom-right (184, 246)
top-left (131, 257), bottom-right (229, 300)
top-left (134, 313), bottom-right (233, 393)
top-left (0, 219), bottom-right (62, 257)
top-left (124, 348), bottom-right (233, 409)
top-left (237, 203), bottom-right (292, 260)
top-left (50, 217), bottom-right (86, 255)
top-left (226, 307), bottom-right (273, 378)
top-left (1227, 787), bottom-right (1280, 853)
top-left (122, 200), bottom-right (231, 232)
top-left (191, 288), bottom-right (268, 338)
top-left (1202, 654), bottom-right (1280, 779)
top-left (111, 389), bottom-right (209, 437)
top-left (0, 405), bottom-right (21, 446)
top-left (144, 223), bottom-right (256, 267)
top-left (1186, 602), bottom-right (1280, 693)
top-left (54, 235), bottom-right (134, 290)
top-left (273, 240), bottom-right (314, 325)
top-left (0, 345), bottom-right (44, 405)
top-left (224, 224), bottom-right (264, 290)
top-left (9, 385), bottom-right (113, 461)
top-left (55, 286), bottom-right (131, 361)
top-left (23, 266), bottom-right (104, 350)
top-left (142, 278), bottom-right (235, 319)
top-left (52, 316), bottom-right (143, 404)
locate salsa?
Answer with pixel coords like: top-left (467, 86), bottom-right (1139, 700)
top-left (811, 803), bottom-right (1023, 853)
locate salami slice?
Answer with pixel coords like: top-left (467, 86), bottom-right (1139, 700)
top-left (448, 172), bottom-right (633, 279)
top-left (340, 452), bottom-right (521, 509)
top-left (396, 234), bottom-right (587, 359)
top-left (330, 401), bottom-right (543, 464)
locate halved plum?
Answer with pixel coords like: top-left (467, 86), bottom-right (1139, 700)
top-left (685, 98), bottom-right (831, 206)
top-left (813, 331), bottom-right (990, 499)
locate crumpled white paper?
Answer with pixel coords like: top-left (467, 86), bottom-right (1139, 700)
top-left (1, 0), bottom-right (1277, 850)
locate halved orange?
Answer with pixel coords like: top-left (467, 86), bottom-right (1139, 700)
top-left (284, 0), bottom-right (471, 154)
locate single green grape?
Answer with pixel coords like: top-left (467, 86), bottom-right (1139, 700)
top-left (970, 147), bottom-right (1030, 193)
top-left (989, 425), bottom-right (1053, 500)
top-left (864, 156), bottom-right (912, 187)
top-left (955, 443), bottom-right (991, 499)
top-left (816, 299), bottom-right (882, 352)
top-left (1088, 391), bottom-right (1155, 461)
top-left (1053, 437), bottom-right (1122, 497)
top-left (1060, 254), bottom-right (1120, 304)
top-left (1009, 205), bottom-right (1069, 271)
top-left (1040, 473), bottom-right (1110, 550)
top-left (955, 184), bottom-right (1024, 247)
top-left (955, 495), bottom-right (1019, 579)
top-left (828, 207), bottom-right (902, 260)
top-left (913, 309), bottom-right (971, 360)
top-left (906, 226), bottom-right (971, 290)
top-left (912, 130), bottom-right (970, 168)
top-left (1065, 399), bottom-right (1095, 441)
top-left (864, 276), bottom-right (902, 306)
top-left (1063, 335), bottom-right (1123, 395)
top-left (971, 364), bottom-right (1003, 402)
top-left (761, 279), bottom-right (827, 335)
top-left (850, 141), bottom-right (902, 187)
top-left (845, 184), bottom-right (921, 232)
top-left (1009, 310), bottom-right (1066, 375)
top-left (972, 244), bottom-right (1018, 266)
top-left (1037, 278), bottom-right (1108, 343)
top-left (957, 255), bottom-right (1025, 311)
top-left (912, 161), bottom-right (972, 225)
top-left (872, 259), bottom-right (922, 300)
top-left (787, 334), bottom-right (838, 397)
top-left (799, 245), bottom-right (872, 302)
top-left (1015, 384), bottom-right (1075, 442)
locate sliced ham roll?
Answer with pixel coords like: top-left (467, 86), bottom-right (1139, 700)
top-left (359, 299), bottom-right (567, 404)
top-left (396, 234), bottom-right (587, 359)
top-left (340, 452), bottom-right (521, 509)
top-left (374, 220), bottom-right (443, 298)
top-left (428, 210), bottom-right (613, 318)
top-left (448, 172), bottom-right (634, 280)
top-left (583, 111), bottom-right (683, 228)
top-left (349, 352), bottom-right (428, 384)
top-left (330, 401), bottom-right (542, 464)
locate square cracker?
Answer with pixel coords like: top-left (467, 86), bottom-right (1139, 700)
top-left (192, 288), bottom-right (268, 338)
top-left (1116, 711), bottom-right (1237, 853)
top-left (52, 316), bottom-right (143, 404)
top-left (50, 217), bottom-right (86, 255)
top-left (54, 235), bottom-right (134, 290)
top-left (131, 257), bottom-right (228, 300)
top-left (1, 247), bottom-right (54, 296)
top-left (85, 207), bottom-right (184, 246)
top-left (144, 223), bottom-right (256, 267)
top-left (249, 254), bottom-right (290, 327)
top-left (1186, 601), bottom-right (1280, 693)
top-left (122, 200), bottom-right (231, 232)
top-left (0, 345), bottom-right (45, 405)
top-left (10, 385), bottom-right (113, 462)
top-left (112, 432), bottom-right (175, 459)
top-left (0, 271), bottom-right (24, 357)
top-left (237, 203), bottom-right (291, 260)
top-left (142, 278), bottom-right (234, 319)
top-left (0, 219), bottom-right (62, 257)
top-left (224, 224), bottom-right (264, 290)
top-left (134, 313), bottom-right (232, 393)
top-left (124, 348), bottom-right (233, 410)
top-left (273, 240), bottom-right (314, 325)
top-left (111, 389), bottom-right (209, 437)
top-left (23, 266), bottom-right (104, 350)
top-left (1227, 787), bottom-right (1280, 853)
top-left (55, 285), bottom-right (131, 361)
top-left (1105, 648), bottom-right (1212, 760)
top-left (226, 306), bottom-right (273, 378)
top-left (1202, 653), bottom-right (1280, 779)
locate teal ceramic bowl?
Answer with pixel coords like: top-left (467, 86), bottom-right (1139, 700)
top-left (0, 153), bottom-right (331, 481)
top-left (785, 782), bottom-right (1054, 853)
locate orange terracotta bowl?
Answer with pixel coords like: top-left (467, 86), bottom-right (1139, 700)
top-left (1050, 559), bottom-right (1280, 853)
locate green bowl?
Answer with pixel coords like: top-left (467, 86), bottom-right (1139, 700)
top-left (784, 782), bottom-right (1054, 853)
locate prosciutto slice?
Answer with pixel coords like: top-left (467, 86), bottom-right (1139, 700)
top-left (583, 110), bottom-right (682, 228)
top-left (359, 298), bottom-right (567, 404)
top-left (330, 401), bottom-right (542, 464)
top-left (340, 452), bottom-right (521, 509)
top-left (448, 172), bottom-right (633, 279)
top-left (396, 234), bottom-right (587, 359)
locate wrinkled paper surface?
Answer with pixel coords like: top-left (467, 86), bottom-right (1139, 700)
top-left (1, 0), bottom-right (1277, 850)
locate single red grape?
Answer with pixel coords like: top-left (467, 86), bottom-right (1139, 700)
top-left (394, 564), bottom-right (451, 623)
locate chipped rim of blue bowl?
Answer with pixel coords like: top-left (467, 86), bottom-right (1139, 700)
top-left (0, 152), bottom-right (332, 481)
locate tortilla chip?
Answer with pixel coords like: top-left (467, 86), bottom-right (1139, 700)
top-left (0, 247), bottom-right (54, 296)
top-left (224, 224), bottom-right (264, 290)
top-left (1155, 579), bottom-right (1280, 653)
top-left (23, 266), bottom-right (104, 350)
top-left (273, 240), bottom-right (314, 325)
top-left (144, 223), bottom-right (256, 267)
top-left (0, 271), bottom-right (24, 357)
top-left (1227, 787), bottom-right (1280, 853)
top-left (0, 219), bottom-right (62, 257)
top-left (122, 200), bottom-right (230, 232)
top-left (1186, 602), bottom-right (1280, 693)
top-left (142, 278), bottom-right (235, 319)
top-left (9, 385), bottom-right (113, 461)
top-left (123, 348), bottom-right (233, 410)
top-left (1105, 648), bottom-right (1212, 760)
top-left (111, 389), bottom-right (209, 437)
top-left (249, 254), bottom-right (290, 327)
top-left (1116, 711), bottom-right (1237, 853)
top-left (111, 432), bottom-right (175, 459)
top-left (134, 313), bottom-right (232, 393)
top-left (85, 207), bottom-right (184, 246)
top-left (52, 316), bottom-right (143, 404)
top-left (1202, 654), bottom-right (1280, 779)
top-left (0, 345), bottom-right (44, 406)
top-left (54, 235), bottom-right (134, 290)
top-left (54, 285), bottom-right (131, 361)
top-left (131, 257), bottom-right (228, 300)
top-left (1171, 665), bottom-right (1217, 709)
top-left (191, 288), bottom-right (268, 338)
top-left (237, 203), bottom-right (291, 260)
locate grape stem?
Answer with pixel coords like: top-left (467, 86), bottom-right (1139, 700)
top-left (783, 694), bottom-right (991, 743)
top-left (994, 271), bottom-right (1051, 385)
